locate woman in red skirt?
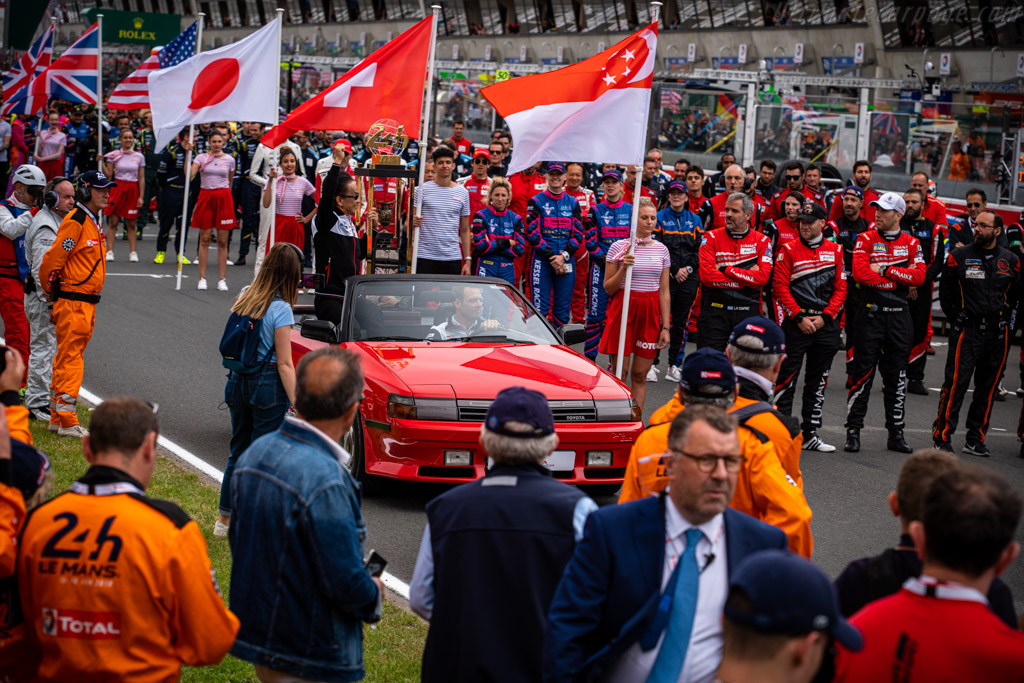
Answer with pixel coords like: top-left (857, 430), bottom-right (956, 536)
top-left (262, 147), bottom-right (315, 257)
top-left (34, 111), bottom-right (66, 181)
top-left (599, 197), bottom-right (671, 412)
top-left (189, 130), bottom-right (236, 291)
top-left (101, 128), bottom-right (146, 262)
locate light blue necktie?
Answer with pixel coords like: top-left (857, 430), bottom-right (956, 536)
top-left (646, 527), bottom-right (703, 683)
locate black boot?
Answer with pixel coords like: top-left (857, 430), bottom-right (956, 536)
top-left (844, 428), bottom-right (860, 453)
top-left (907, 380), bottom-right (929, 396)
top-left (887, 429), bottom-right (913, 454)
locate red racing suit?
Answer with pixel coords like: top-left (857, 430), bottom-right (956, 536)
top-left (0, 196), bottom-right (35, 372)
top-left (697, 226), bottom-right (773, 350)
top-left (769, 185), bottom-right (825, 221)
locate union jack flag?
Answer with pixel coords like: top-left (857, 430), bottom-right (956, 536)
top-left (873, 110), bottom-right (901, 136)
top-left (108, 22), bottom-right (198, 110)
top-left (1, 25), bottom-right (55, 116)
top-left (27, 22), bottom-right (101, 114)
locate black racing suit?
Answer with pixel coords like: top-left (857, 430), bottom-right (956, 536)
top-left (827, 214), bottom-right (872, 370)
top-left (900, 215), bottom-right (945, 383)
top-left (931, 243), bottom-right (1020, 444)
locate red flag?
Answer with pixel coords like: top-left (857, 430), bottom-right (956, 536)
top-left (481, 23), bottom-right (657, 175)
top-left (262, 15), bottom-right (434, 148)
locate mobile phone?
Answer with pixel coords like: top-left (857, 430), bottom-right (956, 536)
top-left (301, 273), bottom-right (325, 290)
top-left (364, 549), bottom-right (387, 577)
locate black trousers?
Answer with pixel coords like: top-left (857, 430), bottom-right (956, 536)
top-left (907, 284), bottom-right (933, 382)
top-left (934, 325), bottom-right (1009, 444)
top-left (237, 180), bottom-right (261, 258)
top-left (696, 301), bottom-right (758, 352)
top-left (843, 283), bottom-right (862, 374)
top-left (137, 168), bottom-right (158, 228)
top-left (845, 308), bottom-right (912, 431)
top-left (774, 318), bottom-right (841, 432)
top-left (156, 186), bottom-right (193, 254)
top-left (666, 277), bottom-right (699, 367)
top-left (417, 258), bottom-right (462, 275)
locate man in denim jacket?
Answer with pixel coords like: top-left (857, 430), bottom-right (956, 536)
top-left (228, 347), bottom-right (383, 682)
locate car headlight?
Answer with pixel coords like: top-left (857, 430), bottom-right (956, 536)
top-left (386, 395), bottom-right (459, 420)
top-left (387, 394), bottom-right (417, 419)
top-left (595, 398), bottom-right (643, 422)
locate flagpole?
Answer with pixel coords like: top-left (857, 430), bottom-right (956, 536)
top-left (614, 1), bottom-right (660, 379)
top-left (410, 4), bottom-right (440, 275)
top-left (96, 14), bottom-right (103, 171)
top-left (269, 7), bottom-right (284, 252)
top-left (175, 13), bottom-right (205, 292)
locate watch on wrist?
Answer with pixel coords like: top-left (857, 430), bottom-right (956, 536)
top-left (561, 251), bottom-right (570, 261)
top-left (463, 256), bottom-right (471, 261)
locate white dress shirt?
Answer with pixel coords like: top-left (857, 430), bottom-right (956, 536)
top-left (601, 499), bottom-right (728, 683)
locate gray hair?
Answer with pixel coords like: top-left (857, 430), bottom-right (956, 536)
top-left (479, 422), bottom-right (558, 465)
top-left (728, 336), bottom-right (782, 371)
top-left (681, 388), bottom-right (735, 410)
top-left (727, 192), bottom-right (753, 217)
top-left (294, 347), bottom-right (364, 421)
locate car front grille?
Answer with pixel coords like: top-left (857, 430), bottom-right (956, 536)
top-left (457, 399), bottom-right (597, 423)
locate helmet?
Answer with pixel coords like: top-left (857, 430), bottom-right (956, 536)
top-left (11, 164), bottom-right (46, 188)
top-left (927, 179), bottom-right (937, 197)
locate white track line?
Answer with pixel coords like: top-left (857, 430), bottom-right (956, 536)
top-left (76, 386), bottom-right (412, 600)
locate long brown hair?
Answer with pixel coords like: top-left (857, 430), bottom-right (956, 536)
top-left (231, 243), bottom-right (301, 318)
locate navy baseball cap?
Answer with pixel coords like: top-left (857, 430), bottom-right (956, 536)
top-left (728, 316), bottom-right (786, 354)
top-left (7, 440), bottom-right (50, 501)
top-left (602, 169), bottom-right (623, 183)
top-left (796, 201), bottom-right (828, 222)
top-left (668, 180), bottom-right (687, 193)
top-left (78, 170), bottom-right (115, 190)
top-left (842, 185), bottom-right (864, 200)
top-left (679, 348), bottom-right (737, 398)
top-left (725, 549), bottom-right (864, 652)
top-left (545, 162), bottom-right (567, 175)
top-left (485, 387), bottom-right (555, 438)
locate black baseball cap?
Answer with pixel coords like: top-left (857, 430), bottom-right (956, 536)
top-left (485, 387), bottom-right (555, 438)
top-left (725, 549), bottom-right (863, 651)
top-left (796, 201), bottom-right (828, 222)
top-left (728, 316), bottom-right (786, 354)
top-left (5, 439), bottom-right (50, 501)
top-left (679, 348), bottom-right (737, 398)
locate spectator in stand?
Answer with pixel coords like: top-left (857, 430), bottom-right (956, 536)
top-left (412, 146), bottom-right (472, 275)
top-left (411, 386), bottom-right (597, 682)
top-left (754, 159), bottom-right (775, 200)
top-left (261, 147), bottom-right (315, 257)
top-left (16, 397), bottom-right (240, 681)
top-left (716, 550), bottom-right (863, 683)
top-left (216, 243), bottom-right (299, 538)
top-left (228, 347), bottom-right (384, 683)
top-left (829, 160), bottom-right (879, 224)
top-left (189, 130), bottom-right (237, 291)
top-left (834, 449), bottom-right (1018, 626)
top-left (456, 148), bottom-right (492, 217)
top-left (948, 143), bottom-right (970, 182)
top-left (599, 198), bottom-right (670, 412)
top-left (545, 404), bottom-right (788, 683)
top-left (101, 129), bottom-right (145, 263)
top-left (34, 111), bottom-right (66, 181)
top-left (445, 119), bottom-right (473, 157)
top-left (834, 465), bottom-right (1024, 680)
top-left (655, 180), bottom-right (703, 381)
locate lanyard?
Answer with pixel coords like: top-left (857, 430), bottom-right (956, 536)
top-left (70, 480), bottom-right (145, 497)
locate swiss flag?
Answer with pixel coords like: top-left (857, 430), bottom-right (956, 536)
top-left (482, 23), bottom-right (657, 175)
top-left (262, 15), bottom-right (434, 148)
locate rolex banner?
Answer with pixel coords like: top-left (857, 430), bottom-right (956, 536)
top-left (81, 8), bottom-right (182, 46)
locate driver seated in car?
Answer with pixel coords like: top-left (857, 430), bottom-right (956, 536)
top-left (426, 285), bottom-right (500, 340)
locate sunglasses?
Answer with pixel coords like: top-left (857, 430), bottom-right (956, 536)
top-left (786, 175), bottom-right (802, 180)
top-left (967, 202), bottom-right (982, 208)
top-left (473, 158), bottom-right (488, 164)
top-left (338, 193), bottom-right (359, 199)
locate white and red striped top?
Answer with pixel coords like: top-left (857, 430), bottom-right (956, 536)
top-left (607, 238), bottom-right (670, 293)
top-left (194, 152), bottom-right (235, 190)
top-left (108, 48), bottom-right (159, 110)
top-left (275, 175), bottom-right (315, 217)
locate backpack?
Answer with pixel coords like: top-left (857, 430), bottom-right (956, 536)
top-left (219, 311), bottom-right (266, 374)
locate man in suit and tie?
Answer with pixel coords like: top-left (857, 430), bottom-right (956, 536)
top-left (544, 404), bottom-right (788, 683)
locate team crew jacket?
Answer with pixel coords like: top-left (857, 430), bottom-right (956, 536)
top-left (618, 395), bottom-right (813, 559)
top-left (900, 215), bottom-right (945, 284)
top-left (38, 203), bottom-right (106, 298)
top-left (707, 191), bottom-right (766, 232)
top-left (17, 466), bottom-right (240, 681)
top-left (851, 228), bottom-right (927, 307)
top-left (773, 236), bottom-right (847, 324)
top-left (827, 214), bottom-right (874, 274)
top-left (654, 205), bottom-right (703, 277)
top-left (525, 190), bottom-right (584, 259)
top-left (939, 243), bottom-right (1020, 325)
top-left (769, 185), bottom-right (825, 221)
top-left (685, 192), bottom-right (713, 228)
top-left (698, 227), bottom-right (774, 308)
top-left (828, 186), bottom-right (880, 223)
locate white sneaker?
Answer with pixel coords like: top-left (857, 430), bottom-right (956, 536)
top-left (128, 251), bottom-right (139, 262)
top-left (226, 259), bottom-right (235, 266)
top-left (665, 365), bottom-right (682, 383)
top-left (646, 366), bottom-right (659, 382)
top-left (297, 288), bottom-right (305, 295)
top-left (217, 279), bottom-right (228, 291)
top-left (197, 278), bottom-right (208, 290)
top-left (105, 250), bottom-right (114, 262)
top-left (802, 432), bottom-right (837, 453)
top-left (213, 521), bottom-right (230, 537)
top-left (57, 424), bottom-right (89, 439)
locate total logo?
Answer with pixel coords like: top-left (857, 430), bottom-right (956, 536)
top-left (42, 607), bottom-right (122, 640)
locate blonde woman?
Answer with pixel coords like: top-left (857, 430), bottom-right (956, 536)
top-left (216, 243), bottom-right (300, 536)
top-left (470, 177), bottom-right (524, 285)
top-left (599, 197), bottom-right (671, 412)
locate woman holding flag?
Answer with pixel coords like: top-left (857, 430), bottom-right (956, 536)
top-left (262, 147), bottom-right (315, 256)
top-left (598, 197), bottom-right (670, 412)
top-left (102, 128), bottom-right (145, 263)
top-left (189, 130), bottom-right (236, 291)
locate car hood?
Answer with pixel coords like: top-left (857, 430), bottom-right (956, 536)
top-left (357, 342), bottom-right (628, 400)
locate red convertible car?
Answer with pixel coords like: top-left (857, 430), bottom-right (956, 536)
top-left (292, 274), bottom-right (643, 492)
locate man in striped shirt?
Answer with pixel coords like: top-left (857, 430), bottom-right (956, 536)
top-left (413, 146), bottom-right (472, 275)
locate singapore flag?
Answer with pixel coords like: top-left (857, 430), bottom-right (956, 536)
top-left (149, 18), bottom-right (280, 151)
top-left (482, 24), bottom-right (657, 175)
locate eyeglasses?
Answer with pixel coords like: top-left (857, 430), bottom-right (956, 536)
top-left (786, 175), bottom-right (802, 181)
top-left (668, 449), bottom-right (745, 473)
top-left (975, 222), bottom-right (995, 229)
top-left (967, 202), bottom-right (982, 208)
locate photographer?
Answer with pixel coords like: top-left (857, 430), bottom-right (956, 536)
top-left (0, 164), bottom-right (46, 372)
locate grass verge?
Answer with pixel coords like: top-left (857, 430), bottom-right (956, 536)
top-left (30, 407), bottom-right (427, 682)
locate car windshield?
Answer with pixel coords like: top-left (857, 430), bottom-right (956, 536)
top-left (347, 279), bottom-right (562, 344)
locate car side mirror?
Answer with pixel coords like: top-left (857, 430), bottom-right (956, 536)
top-left (559, 323), bottom-right (585, 346)
top-left (301, 320), bottom-right (339, 344)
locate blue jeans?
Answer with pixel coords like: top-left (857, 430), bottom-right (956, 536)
top-left (221, 365), bottom-right (289, 516)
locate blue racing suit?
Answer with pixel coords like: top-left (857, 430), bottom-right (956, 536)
top-left (583, 198), bottom-right (633, 359)
top-left (526, 190), bottom-right (584, 328)
top-left (656, 205), bottom-right (703, 367)
top-left (473, 206), bottom-right (525, 285)
top-left (62, 121), bottom-right (92, 176)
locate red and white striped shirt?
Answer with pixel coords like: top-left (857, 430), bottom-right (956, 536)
top-left (194, 153), bottom-right (235, 190)
top-left (607, 238), bottom-right (669, 293)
